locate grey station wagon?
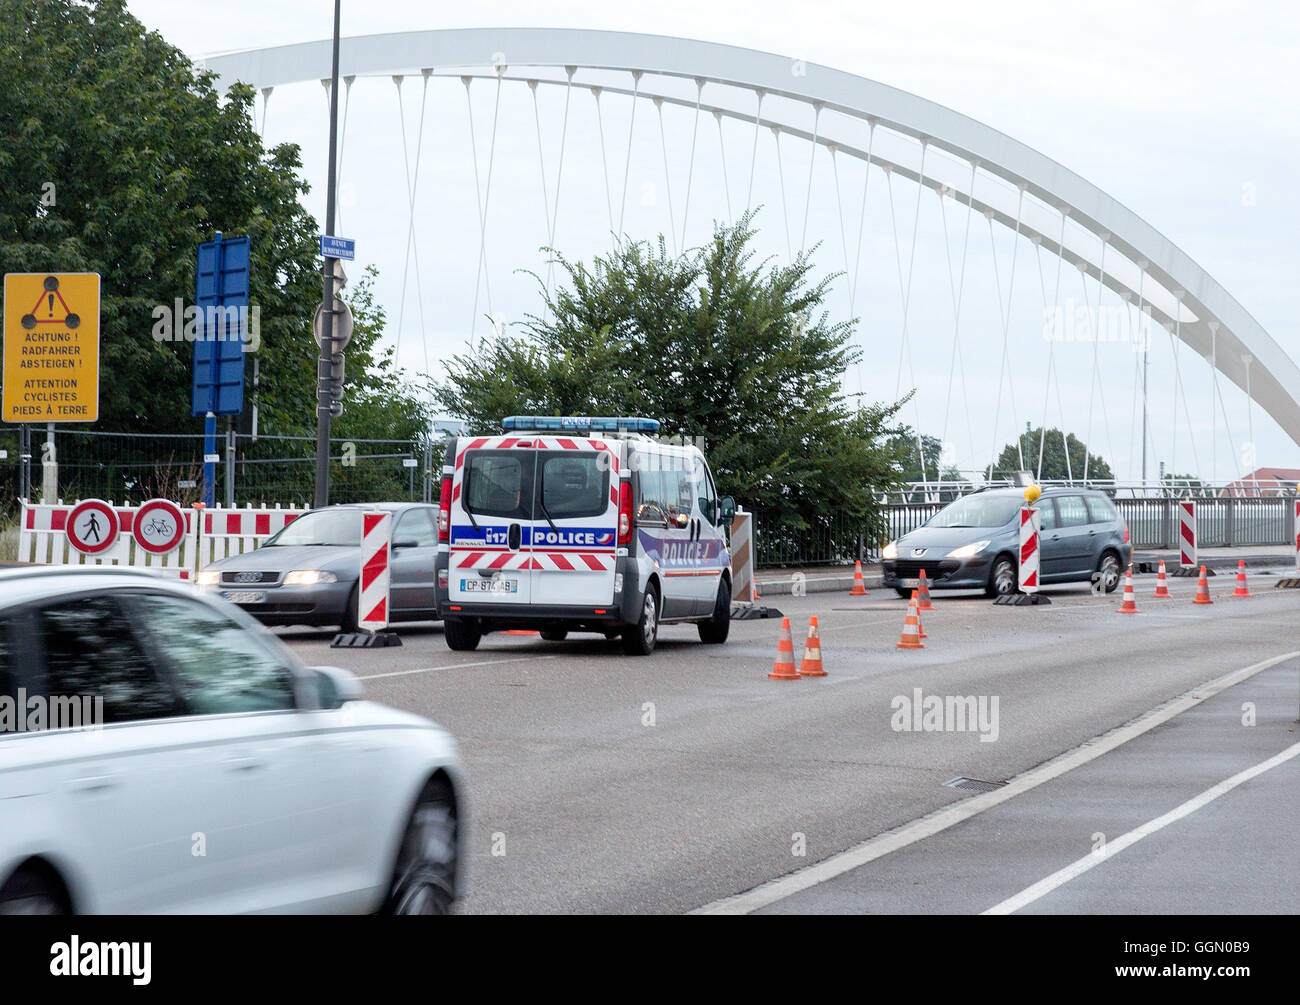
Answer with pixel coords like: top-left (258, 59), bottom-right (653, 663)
top-left (882, 487), bottom-right (1132, 597)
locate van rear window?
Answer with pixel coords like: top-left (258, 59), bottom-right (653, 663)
top-left (540, 454), bottom-right (609, 520)
top-left (465, 453), bottom-right (531, 520)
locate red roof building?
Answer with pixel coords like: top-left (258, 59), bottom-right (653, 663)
top-left (1220, 467), bottom-right (1300, 497)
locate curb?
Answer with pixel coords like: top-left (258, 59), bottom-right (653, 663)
top-left (754, 571), bottom-right (886, 596)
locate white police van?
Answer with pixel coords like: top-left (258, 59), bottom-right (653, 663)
top-left (434, 417), bottom-right (736, 655)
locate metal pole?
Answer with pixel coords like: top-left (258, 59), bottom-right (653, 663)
top-left (202, 411), bottom-right (217, 507)
top-left (313, 0), bottom-right (342, 509)
top-left (225, 421), bottom-right (236, 508)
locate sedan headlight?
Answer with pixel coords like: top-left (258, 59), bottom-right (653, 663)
top-left (197, 570), bottom-right (220, 586)
top-left (284, 570), bottom-right (339, 586)
top-left (882, 541), bottom-right (898, 560)
top-left (946, 540), bottom-right (991, 559)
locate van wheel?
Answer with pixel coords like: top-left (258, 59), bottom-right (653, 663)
top-left (698, 580), bottom-right (731, 644)
top-left (540, 629), bottom-right (568, 641)
top-left (443, 619), bottom-right (481, 652)
top-left (622, 587), bottom-right (659, 656)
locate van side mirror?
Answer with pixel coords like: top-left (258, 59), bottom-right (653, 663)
top-left (719, 496), bottom-right (736, 523)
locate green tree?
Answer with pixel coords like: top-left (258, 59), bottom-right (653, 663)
top-left (0, 0), bottom-right (423, 444)
top-left (886, 430), bottom-right (962, 483)
top-left (993, 426), bottom-right (1114, 482)
top-left (435, 214), bottom-right (908, 541)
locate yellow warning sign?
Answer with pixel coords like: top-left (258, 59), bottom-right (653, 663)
top-left (2, 272), bottom-right (100, 423)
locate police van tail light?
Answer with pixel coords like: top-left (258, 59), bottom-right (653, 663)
top-left (438, 475), bottom-right (452, 542)
top-left (618, 481), bottom-right (633, 545)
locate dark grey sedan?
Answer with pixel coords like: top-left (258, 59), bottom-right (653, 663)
top-left (882, 487), bottom-right (1132, 597)
top-left (198, 502), bottom-right (440, 630)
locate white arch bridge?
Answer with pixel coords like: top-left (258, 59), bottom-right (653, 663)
top-left (205, 28), bottom-right (1300, 485)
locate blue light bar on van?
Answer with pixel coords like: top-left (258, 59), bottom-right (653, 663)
top-left (500, 416), bottom-right (661, 434)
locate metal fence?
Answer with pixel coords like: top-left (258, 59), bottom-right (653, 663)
top-left (0, 425), bottom-right (437, 514)
top-left (754, 485), bottom-right (1296, 568)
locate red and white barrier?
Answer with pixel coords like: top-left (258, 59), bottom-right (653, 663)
top-left (20, 499), bottom-right (194, 578)
top-left (1019, 507), bottom-right (1040, 593)
top-left (358, 511), bottom-right (391, 631)
top-left (1178, 501), bottom-right (1197, 569)
top-left (18, 499), bottom-right (305, 579)
top-left (1295, 499), bottom-right (1299, 572)
top-left (729, 510), bottom-right (755, 602)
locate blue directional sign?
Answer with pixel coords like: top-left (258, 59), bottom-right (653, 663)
top-left (319, 235), bottom-right (356, 260)
top-left (191, 234), bottom-right (250, 417)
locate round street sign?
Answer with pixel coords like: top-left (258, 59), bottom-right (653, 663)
top-left (66, 499), bottom-right (120, 555)
top-left (132, 498), bottom-right (186, 555)
top-left (312, 298), bottom-right (354, 351)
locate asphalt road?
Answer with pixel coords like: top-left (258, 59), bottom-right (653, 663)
top-left (275, 574), bottom-right (1300, 913)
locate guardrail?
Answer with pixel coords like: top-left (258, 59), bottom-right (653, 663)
top-left (755, 487), bottom-right (1297, 568)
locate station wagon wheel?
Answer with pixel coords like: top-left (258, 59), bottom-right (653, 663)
top-left (987, 556), bottom-right (1017, 597)
top-left (1098, 552), bottom-right (1122, 594)
top-left (339, 583), bottom-right (359, 633)
top-left (385, 779), bottom-right (457, 916)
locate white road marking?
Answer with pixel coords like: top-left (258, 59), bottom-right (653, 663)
top-left (357, 655), bottom-right (555, 680)
top-left (691, 650), bottom-right (1299, 915)
top-left (983, 740), bottom-right (1300, 915)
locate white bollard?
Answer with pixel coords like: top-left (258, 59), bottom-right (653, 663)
top-left (358, 511), bottom-right (392, 632)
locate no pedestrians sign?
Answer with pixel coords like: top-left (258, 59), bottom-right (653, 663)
top-left (2, 272), bottom-right (100, 422)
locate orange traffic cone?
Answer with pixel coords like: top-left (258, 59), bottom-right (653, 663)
top-left (917, 569), bottom-right (934, 611)
top-left (769, 617), bottom-right (801, 679)
top-left (753, 574), bottom-right (762, 602)
top-left (1116, 566), bottom-right (1140, 613)
top-left (1232, 560), bottom-right (1251, 598)
top-left (896, 596), bottom-right (925, 649)
top-left (798, 617), bottom-right (827, 677)
top-left (1193, 565), bottom-right (1213, 605)
top-left (849, 560), bottom-right (868, 596)
top-left (1152, 560), bottom-right (1172, 598)
top-left (911, 590), bottom-right (928, 638)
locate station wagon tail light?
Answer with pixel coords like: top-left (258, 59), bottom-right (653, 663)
top-left (438, 475), bottom-right (452, 542)
top-left (618, 481), bottom-right (634, 545)
top-left (1123, 524), bottom-right (1130, 544)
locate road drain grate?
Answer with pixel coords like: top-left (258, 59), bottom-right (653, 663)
top-left (943, 776), bottom-right (1007, 793)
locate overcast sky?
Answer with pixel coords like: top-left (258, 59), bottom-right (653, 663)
top-left (126, 0), bottom-right (1300, 479)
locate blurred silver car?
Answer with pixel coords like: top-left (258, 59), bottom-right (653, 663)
top-left (197, 502), bottom-right (440, 631)
top-left (0, 567), bottom-right (464, 914)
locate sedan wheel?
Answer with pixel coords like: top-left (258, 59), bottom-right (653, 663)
top-left (0, 871), bottom-right (66, 915)
top-left (386, 781), bottom-right (457, 916)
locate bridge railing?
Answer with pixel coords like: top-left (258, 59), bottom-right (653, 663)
top-left (754, 483), bottom-right (1297, 568)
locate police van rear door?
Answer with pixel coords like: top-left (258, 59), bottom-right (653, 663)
top-left (448, 437), bottom-right (535, 606)
top-left (528, 437), bottom-right (620, 608)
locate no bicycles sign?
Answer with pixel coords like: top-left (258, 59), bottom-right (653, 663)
top-left (132, 498), bottom-right (185, 555)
